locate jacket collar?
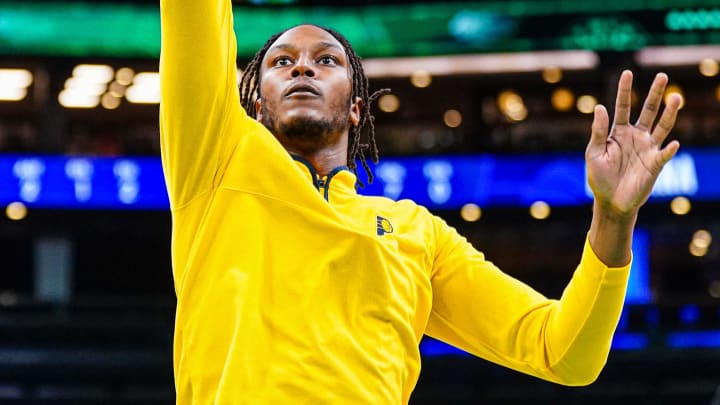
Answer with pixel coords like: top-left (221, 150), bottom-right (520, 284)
top-left (292, 154), bottom-right (357, 202)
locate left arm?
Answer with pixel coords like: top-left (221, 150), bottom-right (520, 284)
top-left (425, 220), bottom-right (631, 386)
top-left (586, 70), bottom-right (680, 266)
top-left (425, 71), bottom-right (681, 385)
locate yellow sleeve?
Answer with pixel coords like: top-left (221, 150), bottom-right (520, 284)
top-left (159, 0), bottom-right (245, 208)
top-left (425, 217), bottom-right (631, 386)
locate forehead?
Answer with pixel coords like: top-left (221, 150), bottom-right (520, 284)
top-left (265, 25), bottom-right (346, 57)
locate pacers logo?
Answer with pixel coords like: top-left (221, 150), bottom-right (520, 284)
top-left (376, 216), bottom-right (394, 236)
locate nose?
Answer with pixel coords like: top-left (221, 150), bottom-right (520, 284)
top-left (291, 56), bottom-right (315, 78)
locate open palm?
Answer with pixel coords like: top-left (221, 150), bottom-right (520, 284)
top-left (586, 71), bottom-right (681, 216)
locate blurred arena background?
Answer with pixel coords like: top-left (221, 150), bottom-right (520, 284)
top-left (1, 0), bottom-right (719, 403)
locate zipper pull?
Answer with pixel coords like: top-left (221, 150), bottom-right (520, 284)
top-left (317, 178), bottom-right (325, 189)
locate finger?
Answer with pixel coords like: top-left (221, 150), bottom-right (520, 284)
top-left (635, 73), bottom-right (668, 131)
top-left (589, 104), bottom-right (609, 149)
top-left (651, 92), bottom-right (681, 145)
top-left (658, 140), bottom-right (680, 167)
top-left (613, 70), bottom-right (633, 126)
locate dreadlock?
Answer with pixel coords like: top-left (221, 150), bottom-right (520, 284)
top-left (239, 25), bottom-right (390, 186)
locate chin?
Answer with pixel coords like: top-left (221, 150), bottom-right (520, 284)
top-left (278, 114), bottom-right (335, 141)
top-left (284, 106), bottom-right (325, 121)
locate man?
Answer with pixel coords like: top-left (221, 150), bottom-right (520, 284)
top-left (159, 1), bottom-right (680, 403)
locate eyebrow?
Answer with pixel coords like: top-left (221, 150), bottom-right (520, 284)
top-left (268, 41), bottom-right (344, 54)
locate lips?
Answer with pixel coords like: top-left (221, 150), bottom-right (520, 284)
top-left (285, 82), bottom-right (320, 97)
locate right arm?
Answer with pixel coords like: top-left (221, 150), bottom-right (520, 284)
top-left (159, 0), bottom-right (244, 208)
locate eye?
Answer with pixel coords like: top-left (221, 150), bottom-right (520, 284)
top-left (318, 55), bottom-right (337, 66)
top-left (273, 56), bottom-right (293, 67)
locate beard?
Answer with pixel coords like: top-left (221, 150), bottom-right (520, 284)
top-left (259, 99), bottom-right (351, 145)
top-left (261, 113), bottom-right (346, 142)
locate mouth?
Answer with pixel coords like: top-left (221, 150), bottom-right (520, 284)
top-left (285, 83), bottom-right (320, 97)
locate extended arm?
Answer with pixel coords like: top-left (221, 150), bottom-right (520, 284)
top-left (425, 223), bottom-right (630, 386)
top-left (159, 0), bottom-right (244, 208)
top-left (586, 71), bottom-right (680, 266)
top-left (426, 71), bottom-right (680, 385)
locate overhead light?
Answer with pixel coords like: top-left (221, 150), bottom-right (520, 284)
top-left (64, 78), bottom-right (106, 96)
top-left (699, 58), bottom-right (719, 77)
top-left (497, 90), bottom-right (527, 121)
top-left (542, 66), bottom-right (562, 83)
top-left (689, 229), bottom-right (711, 258)
top-left (101, 93), bottom-right (121, 110)
top-left (635, 45), bottom-right (720, 66)
top-left (0, 69), bottom-right (33, 88)
top-left (108, 81), bottom-right (126, 98)
top-left (692, 229), bottom-right (712, 249)
top-left (530, 201), bottom-right (550, 219)
top-left (378, 94), bottom-right (399, 113)
top-left (410, 70), bottom-right (432, 88)
top-left (664, 84), bottom-right (685, 109)
top-left (0, 87), bottom-right (27, 102)
top-left (6, 201), bottom-right (27, 221)
top-left (460, 203), bottom-right (482, 222)
top-left (576, 95), bottom-right (597, 114)
top-left (443, 109), bottom-right (463, 128)
top-left (362, 50), bottom-right (598, 78)
top-left (59, 89), bottom-right (100, 108)
top-left (551, 87), bottom-right (575, 112)
top-left (690, 242), bottom-right (708, 257)
top-left (132, 72), bottom-right (159, 88)
top-left (0, 68), bottom-right (33, 101)
top-left (670, 196), bottom-right (691, 215)
top-left (72, 64), bottom-right (114, 84)
top-left (115, 67), bottom-right (135, 86)
top-left (126, 72), bottom-right (160, 104)
top-left (59, 64), bottom-right (114, 108)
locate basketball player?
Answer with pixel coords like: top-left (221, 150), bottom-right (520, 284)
top-left (159, 0), bottom-right (681, 403)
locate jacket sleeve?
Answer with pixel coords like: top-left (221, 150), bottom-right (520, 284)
top-left (159, 0), bottom-right (246, 209)
top-left (425, 216), bottom-right (631, 386)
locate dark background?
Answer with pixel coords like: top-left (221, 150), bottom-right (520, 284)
top-left (1, 0), bottom-right (719, 403)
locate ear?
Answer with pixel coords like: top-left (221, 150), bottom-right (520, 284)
top-left (349, 96), bottom-right (363, 127)
top-left (255, 99), bottom-right (263, 121)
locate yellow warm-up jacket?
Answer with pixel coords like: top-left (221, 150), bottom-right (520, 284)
top-left (159, 1), bottom-right (632, 403)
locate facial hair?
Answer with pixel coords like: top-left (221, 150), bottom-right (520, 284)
top-left (261, 112), bottom-right (347, 142)
top-left (259, 95), bottom-right (351, 145)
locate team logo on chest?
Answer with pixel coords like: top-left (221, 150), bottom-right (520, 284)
top-left (376, 216), bottom-right (394, 236)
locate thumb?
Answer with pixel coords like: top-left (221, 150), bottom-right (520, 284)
top-left (589, 104), bottom-right (609, 150)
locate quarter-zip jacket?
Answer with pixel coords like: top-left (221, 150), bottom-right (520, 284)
top-left (159, 1), bottom-right (632, 403)
top-left (292, 156), bottom-right (352, 202)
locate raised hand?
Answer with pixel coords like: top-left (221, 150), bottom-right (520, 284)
top-left (586, 70), bottom-right (681, 217)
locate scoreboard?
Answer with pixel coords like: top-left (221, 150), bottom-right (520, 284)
top-left (0, 149), bottom-right (714, 210)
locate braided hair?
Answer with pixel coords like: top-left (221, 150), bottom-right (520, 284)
top-left (239, 25), bottom-right (389, 185)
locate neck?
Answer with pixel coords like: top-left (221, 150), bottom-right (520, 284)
top-left (276, 132), bottom-right (349, 177)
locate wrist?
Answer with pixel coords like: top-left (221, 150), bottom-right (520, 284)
top-left (593, 200), bottom-right (639, 225)
top-left (589, 201), bottom-right (637, 267)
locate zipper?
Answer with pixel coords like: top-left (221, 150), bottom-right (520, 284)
top-left (317, 178), bottom-right (327, 200)
top-left (289, 154), bottom-right (350, 202)
top-left (322, 166), bottom-right (351, 202)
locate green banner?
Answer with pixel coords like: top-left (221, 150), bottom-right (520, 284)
top-left (0, 1), bottom-right (718, 59)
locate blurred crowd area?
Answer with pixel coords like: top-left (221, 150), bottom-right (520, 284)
top-left (0, 118), bottom-right (159, 156)
top-left (1, 66), bottom-right (718, 158)
top-left (0, 120), bottom-right (37, 153)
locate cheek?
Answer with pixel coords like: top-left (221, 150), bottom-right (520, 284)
top-left (258, 84), bottom-right (280, 111)
top-left (258, 74), bottom-right (280, 99)
top-left (329, 79), bottom-right (353, 107)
